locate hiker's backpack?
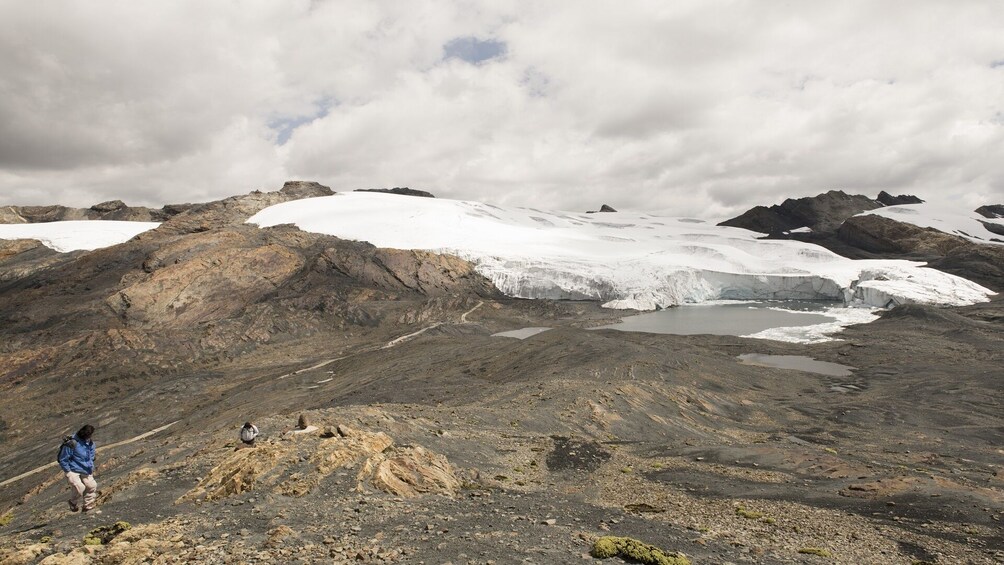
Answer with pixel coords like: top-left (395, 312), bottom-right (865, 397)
top-left (57, 435), bottom-right (76, 461)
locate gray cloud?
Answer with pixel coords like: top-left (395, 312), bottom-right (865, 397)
top-left (443, 37), bottom-right (507, 64)
top-left (0, 1), bottom-right (1001, 219)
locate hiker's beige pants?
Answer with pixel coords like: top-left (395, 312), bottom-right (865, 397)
top-left (65, 471), bottom-right (97, 510)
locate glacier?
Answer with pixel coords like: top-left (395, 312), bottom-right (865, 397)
top-left (247, 193), bottom-right (995, 310)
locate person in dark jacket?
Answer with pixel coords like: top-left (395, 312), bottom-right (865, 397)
top-left (57, 424), bottom-right (98, 512)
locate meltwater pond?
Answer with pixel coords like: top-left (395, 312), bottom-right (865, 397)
top-left (737, 353), bottom-right (855, 377)
top-left (594, 301), bottom-right (880, 344)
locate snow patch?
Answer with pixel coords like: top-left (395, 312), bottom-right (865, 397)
top-left (0, 220), bottom-right (160, 252)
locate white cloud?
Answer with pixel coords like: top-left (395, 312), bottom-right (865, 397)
top-left (0, 1), bottom-right (1001, 218)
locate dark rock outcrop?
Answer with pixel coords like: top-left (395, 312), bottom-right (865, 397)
top-left (718, 190), bottom-right (888, 235)
top-left (355, 187), bottom-right (436, 198)
top-left (980, 220), bottom-right (1004, 238)
top-left (876, 191), bottom-right (924, 206)
top-left (586, 204), bottom-right (617, 214)
top-left (975, 204), bottom-right (1004, 219)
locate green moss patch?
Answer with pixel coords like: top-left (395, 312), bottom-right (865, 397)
top-left (0, 511), bottom-right (12, 526)
top-left (83, 521), bottom-right (131, 545)
top-left (591, 536), bottom-right (691, 565)
top-left (735, 505), bottom-right (765, 520)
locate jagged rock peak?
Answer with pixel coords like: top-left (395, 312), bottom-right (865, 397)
top-left (877, 191), bottom-right (924, 206)
top-left (586, 204), bottom-right (617, 214)
top-left (354, 187), bottom-right (436, 198)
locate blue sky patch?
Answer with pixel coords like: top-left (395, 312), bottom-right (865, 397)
top-left (443, 36), bottom-right (507, 64)
top-left (268, 100), bottom-right (333, 145)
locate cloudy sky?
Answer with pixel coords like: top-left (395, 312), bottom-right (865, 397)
top-left (1, 1), bottom-right (1001, 218)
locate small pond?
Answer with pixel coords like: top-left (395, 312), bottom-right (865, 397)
top-left (737, 353), bottom-right (855, 377)
top-left (492, 327), bottom-right (552, 339)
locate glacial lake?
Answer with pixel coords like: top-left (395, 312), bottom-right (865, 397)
top-left (593, 300), bottom-right (839, 337)
top-left (491, 301), bottom-right (880, 344)
top-left (737, 353), bottom-right (855, 377)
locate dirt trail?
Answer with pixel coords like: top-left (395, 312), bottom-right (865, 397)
top-left (0, 421), bottom-right (178, 487)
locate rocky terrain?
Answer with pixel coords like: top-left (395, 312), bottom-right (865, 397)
top-left (1, 184), bottom-right (1002, 564)
top-left (720, 190), bottom-right (1004, 293)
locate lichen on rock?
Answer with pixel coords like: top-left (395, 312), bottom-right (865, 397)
top-left (590, 536), bottom-right (690, 565)
top-left (82, 521), bottom-right (131, 545)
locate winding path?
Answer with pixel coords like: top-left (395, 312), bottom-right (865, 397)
top-left (0, 421), bottom-right (179, 487)
top-left (382, 300), bottom-right (484, 349)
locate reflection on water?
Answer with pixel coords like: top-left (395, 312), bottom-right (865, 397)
top-left (594, 301), bottom-right (837, 337)
top-left (737, 353), bottom-right (855, 377)
top-left (492, 327), bottom-right (551, 339)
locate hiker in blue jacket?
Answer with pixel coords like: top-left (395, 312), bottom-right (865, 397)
top-left (57, 424), bottom-right (98, 512)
